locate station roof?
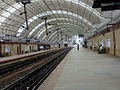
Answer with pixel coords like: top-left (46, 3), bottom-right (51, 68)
top-left (0, 0), bottom-right (103, 42)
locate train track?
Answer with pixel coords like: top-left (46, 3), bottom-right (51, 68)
top-left (0, 48), bottom-right (72, 90)
top-left (0, 49), bottom-right (63, 76)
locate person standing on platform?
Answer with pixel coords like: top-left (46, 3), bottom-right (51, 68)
top-left (77, 44), bottom-right (79, 50)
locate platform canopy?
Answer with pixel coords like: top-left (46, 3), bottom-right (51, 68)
top-left (0, 0), bottom-right (103, 42)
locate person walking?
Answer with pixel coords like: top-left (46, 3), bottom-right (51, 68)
top-left (77, 44), bottom-right (79, 50)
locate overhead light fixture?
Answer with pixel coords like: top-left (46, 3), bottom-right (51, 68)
top-left (41, 16), bottom-right (51, 36)
top-left (21, 25), bottom-right (25, 28)
top-left (48, 31), bottom-right (52, 33)
top-left (20, 12), bottom-right (24, 15)
top-left (15, 0), bottom-right (32, 31)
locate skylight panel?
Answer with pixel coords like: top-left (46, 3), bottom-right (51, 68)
top-left (18, 28), bottom-right (24, 32)
top-left (66, 0), bottom-right (102, 18)
top-left (2, 11), bottom-right (10, 17)
top-left (0, 3), bottom-right (22, 27)
top-left (13, 3), bottom-right (22, 9)
top-left (0, 16), bottom-right (6, 22)
top-left (32, 16), bottom-right (38, 20)
top-left (17, 10), bottom-right (92, 37)
top-left (7, 7), bottom-right (16, 13)
top-left (30, 18), bottom-right (83, 38)
top-left (29, 22), bottom-right (44, 36)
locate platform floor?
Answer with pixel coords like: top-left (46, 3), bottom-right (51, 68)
top-left (38, 48), bottom-right (120, 90)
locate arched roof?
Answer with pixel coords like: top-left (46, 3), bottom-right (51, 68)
top-left (0, 0), bottom-right (103, 41)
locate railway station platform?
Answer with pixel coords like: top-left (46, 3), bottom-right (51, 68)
top-left (0, 50), bottom-right (49, 61)
top-left (38, 47), bottom-right (120, 90)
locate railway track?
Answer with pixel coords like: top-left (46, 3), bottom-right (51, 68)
top-left (0, 48), bottom-right (72, 90)
top-left (0, 49), bottom-right (62, 76)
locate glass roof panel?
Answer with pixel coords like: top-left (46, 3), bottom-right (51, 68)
top-left (0, 3), bottom-right (22, 27)
top-left (37, 26), bottom-right (52, 38)
top-left (27, 18), bottom-right (89, 38)
top-left (0, 0), bottom-right (103, 38)
top-left (0, 16), bottom-right (6, 22)
top-left (28, 22), bottom-right (45, 36)
top-left (7, 7), bottom-right (16, 13)
top-left (34, 22), bottom-right (83, 39)
top-left (48, 31), bottom-right (57, 40)
top-left (17, 10), bottom-right (92, 36)
top-left (2, 11), bottom-right (10, 17)
top-left (13, 3), bottom-right (22, 9)
top-left (66, 0), bottom-right (102, 18)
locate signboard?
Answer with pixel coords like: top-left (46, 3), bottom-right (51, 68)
top-left (93, 0), bottom-right (120, 11)
top-left (78, 34), bottom-right (84, 37)
top-left (26, 39), bottom-right (30, 42)
top-left (5, 48), bottom-right (10, 53)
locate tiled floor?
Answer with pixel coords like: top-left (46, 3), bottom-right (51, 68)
top-left (38, 48), bottom-right (120, 90)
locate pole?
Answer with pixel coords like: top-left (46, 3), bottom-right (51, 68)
top-left (113, 28), bottom-right (116, 56)
top-left (57, 29), bottom-right (59, 40)
top-left (111, 11), bottom-right (116, 56)
top-left (44, 17), bottom-right (48, 36)
top-left (23, 3), bottom-right (29, 31)
top-left (60, 32), bottom-right (63, 43)
top-left (0, 43), bottom-right (2, 57)
top-left (56, 29), bottom-right (60, 47)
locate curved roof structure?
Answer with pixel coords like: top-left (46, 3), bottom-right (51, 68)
top-left (0, 0), bottom-right (103, 42)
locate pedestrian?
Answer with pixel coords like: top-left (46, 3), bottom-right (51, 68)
top-left (77, 44), bottom-right (79, 50)
top-left (98, 44), bottom-right (103, 54)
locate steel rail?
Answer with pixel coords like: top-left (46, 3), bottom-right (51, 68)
top-left (2, 47), bottom-right (72, 90)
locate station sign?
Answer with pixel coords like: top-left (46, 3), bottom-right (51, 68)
top-left (92, 0), bottom-right (120, 11)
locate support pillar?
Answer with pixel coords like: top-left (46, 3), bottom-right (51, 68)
top-left (23, 2), bottom-right (29, 31)
top-left (113, 29), bottom-right (116, 56)
top-left (0, 43), bottom-right (2, 57)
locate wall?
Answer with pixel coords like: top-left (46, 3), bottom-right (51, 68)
top-left (0, 44), bottom-right (2, 56)
top-left (21, 44), bottom-right (38, 54)
top-left (115, 28), bottom-right (120, 56)
top-left (1, 44), bottom-right (19, 56)
top-left (0, 43), bottom-right (38, 57)
top-left (87, 26), bottom-right (120, 56)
